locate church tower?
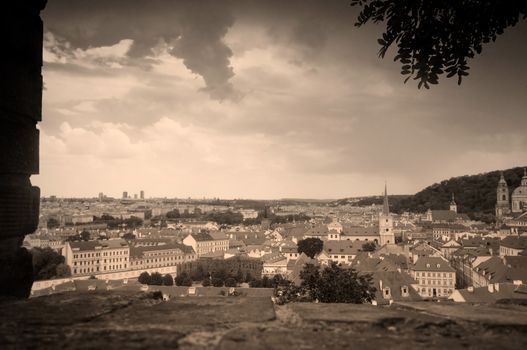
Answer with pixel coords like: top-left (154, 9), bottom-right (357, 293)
top-left (379, 183), bottom-right (395, 245)
top-left (449, 193), bottom-right (457, 213)
top-left (495, 171), bottom-right (510, 219)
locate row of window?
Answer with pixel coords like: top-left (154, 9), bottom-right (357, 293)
top-left (73, 264), bottom-right (127, 275)
top-left (198, 241), bottom-right (228, 246)
top-left (419, 279), bottom-right (454, 286)
top-left (416, 272), bottom-right (453, 278)
top-left (420, 288), bottom-right (453, 295)
top-left (73, 250), bottom-right (128, 259)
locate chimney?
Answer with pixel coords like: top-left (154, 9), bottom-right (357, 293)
top-left (487, 284), bottom-right (494, 293)
top-left (467, 286), bottom-right (474, 293)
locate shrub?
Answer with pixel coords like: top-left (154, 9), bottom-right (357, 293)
top-left (224, 277), bottom-right (237, 287)
top-left (202, 278), bottom-right (211, 287)
top-left (162, 274), bottom-right (174, 286)
top-left (211, 277), bottom-right (224, 287)
top-left (149, 272), bottom-right (163, 286)
top-left (138, 272), bottom-right (151, 285)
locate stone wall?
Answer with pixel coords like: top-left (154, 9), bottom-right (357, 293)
top-left (0, 1), bottom-right (46, 298)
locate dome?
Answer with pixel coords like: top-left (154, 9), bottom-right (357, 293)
top-left (512, 186), bottom-right (527, 197)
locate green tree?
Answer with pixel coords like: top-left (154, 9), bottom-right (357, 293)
top-left (55, 263), bottom-right (72, 278)
top-left (124, 216), bottom-right (143, 229)
top-left (175, 272), bottom-right (192, 286)
top-left (166, 209), bottom-right (180, 219)
top-left (149, 272), bottom-right (163, 285)
top-left (297, 238), bottom-right (324, 259)
top-left (47, 217), bottom-right (60, 229)
top-left (31, 247), bottom-right (67, 280)
top-left (249, 279), bottom-right (263, 288)
top-left (300, 262), bottom-right (376, 303)
top-left (122, 232), bottom-right (136, 240)
top-left (138, 271), bottom-right (151, 284)
top-left (80, 230), bottom-right (90, 241)
top-left (211, 277), bottom-right (224, 287)
top-left (351, 0), bottom-right (527, 88)
top-left (224, 277), bottom-right (237, 287)
top-left (361, 242), bottom-right (376, 252)
top-left (162, 274), bottom-right (174, 286)
top-left (202, 278), bottom-right (211, 287)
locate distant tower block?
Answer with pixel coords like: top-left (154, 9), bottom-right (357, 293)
top-left (495, 171), bottom-right (510, 219)
top-left (449, 193), bottom-right (457, 213)
top-left (378, 183), bottom-right (394, 246)
top-left (122, 191), bottom-right (128, 199)
top-left (140, 190), bottom-right (144, 200)
top-left (134, 194), bottom-right (138, 200)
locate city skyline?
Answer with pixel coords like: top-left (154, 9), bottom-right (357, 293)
top-left (34, 0), bottom-right (527, 199)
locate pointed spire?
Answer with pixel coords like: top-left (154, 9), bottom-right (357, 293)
top-left (382, 181), bottom-right (390, 215)
top-left (450, 193), bottom-right (456, 205)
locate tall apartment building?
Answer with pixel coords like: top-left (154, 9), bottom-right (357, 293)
top-left (182, 231), bottom-right (229, 257)
top-left (129, 243), bottom-right (196, 270)
top-left (63, 239), bottom-right (130, 276)
top-left (411, 256), bottom-right (455, 298)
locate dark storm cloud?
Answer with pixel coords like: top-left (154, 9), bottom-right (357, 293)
top-left (39, 0), bottom-right (527, 197)
top-left (44, 0), bottom-right (238, 100)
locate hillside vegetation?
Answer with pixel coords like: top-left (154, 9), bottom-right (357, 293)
top-left (337, 167), bottom-right (526, 223)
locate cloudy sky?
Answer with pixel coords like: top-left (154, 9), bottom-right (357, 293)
top-left (35, 0), bottom-right (527, 199)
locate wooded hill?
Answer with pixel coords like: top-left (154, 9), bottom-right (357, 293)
top-left (336, 166), bottom-right (526, 223)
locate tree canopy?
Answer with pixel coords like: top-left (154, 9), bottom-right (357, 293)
top-left (300, 262), bottom-right (376, 303)
top-left (351, 0), bottom-right (527, 88)
top-left (31, 247), bottom-right (71, 280)
top-left (297, 238), bottom-right (324, 259)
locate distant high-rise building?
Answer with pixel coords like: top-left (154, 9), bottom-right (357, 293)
top-left (122, 191), bottom-right (128, 199)
top-left (140, 190), bottom-right (144, 200)
top-left (98, 192), bottom-right (104, 201)
top-left (134, 194), bottom-right (138, 200)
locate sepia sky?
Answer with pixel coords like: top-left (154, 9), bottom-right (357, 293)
top-left (35, 0), bottom-right (527, 199)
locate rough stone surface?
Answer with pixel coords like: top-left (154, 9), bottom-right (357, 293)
top-left (1, 292), bottom-right (527, 349)
top-left (0, 2), bottom-right (45, 298)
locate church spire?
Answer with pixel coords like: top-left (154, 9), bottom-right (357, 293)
top-left (382, 182), bottom-right (390, 215)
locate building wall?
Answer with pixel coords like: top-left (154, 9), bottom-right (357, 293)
top-left (412, 270), bottom-right (455, 297)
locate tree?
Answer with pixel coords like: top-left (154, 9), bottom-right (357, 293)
top-left (124, 216), bottom-right (143, 229)
top-left (361, 242), bottom-right (376, 252)
top-left (166, 209), bottom-right (180, 219)
top-left (47, 217), bottom-right (60, 229)
top-left (351, 0), bottom-right (527, 88)
top-left (299, 262), bottom-right (376, 303)
top-left (249, 278), bottom-right (263, 288)
top-left (31, 247), bottom-right (67, 281)
top-left (162, 274), bottom-right (174, 286)
top-left (224, 277), bottom-right (237, 287)
top-left (55, 263), bottom-right (72, 278)
top-left (190, 265), bottom-right (205, 281)
top-left (244, 272), bottom-right (253, 283)
top-left (138, 272), bottom-right (151, 284)
top-left (175, 272), bottom-right (192, 286)
top-left (80, 230), bottom-right (90, 241)
top-left (211, 277), bottom-right (224, 287)
top-left (202, 278), bottom-right (211, 287)
top-left (122, 232), bottom-right (136, 240)
top-left (149, 272), bottom-right (163, 285)
top-left (297, 238), bottom-right (324, 259)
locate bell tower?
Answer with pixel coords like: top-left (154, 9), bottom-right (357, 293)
top-left (379, 182), bottom-right (394, 245)
top-left (449, 193), bottom-right (457, 213)
top-left (495, 172), bottom-right (510, 219)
